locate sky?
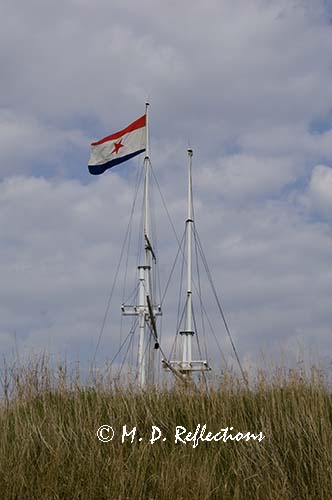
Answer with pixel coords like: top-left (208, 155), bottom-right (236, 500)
top-left (1, 0), bottom-right (332, 377)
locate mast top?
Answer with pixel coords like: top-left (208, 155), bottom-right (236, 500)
top-left (187, 148), bottom-right (193, 156)
top-left (145, 103), bottom-right (150, 160)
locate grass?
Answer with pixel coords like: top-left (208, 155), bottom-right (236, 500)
top-left (0, 358), bottom-right (332, 499)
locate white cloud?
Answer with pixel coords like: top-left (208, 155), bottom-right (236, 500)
top-left (307, 164), bottom-right (332, 218)
top-left (196, 155), bottom-right (297, 202)
top-left (0, 110), bottom-right (87, 176)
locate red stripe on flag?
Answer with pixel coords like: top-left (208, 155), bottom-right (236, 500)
top-left (91, 114), bottom-right (146, 146)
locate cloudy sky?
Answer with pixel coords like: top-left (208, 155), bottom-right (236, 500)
top-left (1, 0), bottom-right (332, 376)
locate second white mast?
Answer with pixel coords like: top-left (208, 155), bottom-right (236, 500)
top-left (164, 148), bottom-right (210, 377)
top-left (182, 148), bottom-right (194, 366)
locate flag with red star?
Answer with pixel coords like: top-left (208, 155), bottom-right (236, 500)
top-left (88, 114), bottom-right (146, 175)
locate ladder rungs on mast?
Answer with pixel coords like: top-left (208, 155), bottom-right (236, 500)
top-left (162, 360), bottom-right (211, 372)
top-left (121, 305), bottom-right (162, 316)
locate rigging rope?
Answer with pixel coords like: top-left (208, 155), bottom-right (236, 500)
top-left (120, 165), bottom-right (144, 349)
top-left (193, 224), bottom-right (209, 361)
top-left (107, 320), bottom-right (138, 371)
top-left (92, 163), bottom-right (144, 366)
top-left (151, 164), bottom-right (231, 372)
top-left (194, 228), bottom-right (248, 386)
top-left (192, 306), bottom-right (209, 391)
top-left (93, 156), bottom-right (246, 388)
top-left (160, 229), bottom-right (186, 306)
top-left (118, 328), bottom-right (136, 380)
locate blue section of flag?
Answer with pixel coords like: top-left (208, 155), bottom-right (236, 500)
top-left (88, 149), bottom-right (145, 175)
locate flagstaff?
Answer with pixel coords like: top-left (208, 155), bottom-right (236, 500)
top-left (143, 102), bottom-right (157, 386)
top-left (136, 103), bottom-right (151, 389)
top-left (120, 103), bottom-right (161, 388)
top-left (139, 102), bottom-right (151, 388)
top-left (144, 103), bottom-right (152, 386)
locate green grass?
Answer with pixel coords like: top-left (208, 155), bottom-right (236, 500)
top-left (0, 358), bottom-right (332, 499)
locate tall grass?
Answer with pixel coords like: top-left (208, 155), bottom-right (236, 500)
top-left (0, 357), bottom-right (331, 499)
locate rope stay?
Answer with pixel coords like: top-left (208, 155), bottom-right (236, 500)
top-left (194, 228), bottom-right (248, 386)
top-left (151, 154), bottom-right (246, 385)
top-left (92, 163), bottom-right (144, 366)
top-left (93, 144), bottom-right (246, 387)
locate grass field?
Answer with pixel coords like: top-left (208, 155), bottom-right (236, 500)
top-left (0, 358), bottom-right (331, 499)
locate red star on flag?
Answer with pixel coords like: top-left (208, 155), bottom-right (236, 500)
top-left (111, 139), bottom-right (124, 155)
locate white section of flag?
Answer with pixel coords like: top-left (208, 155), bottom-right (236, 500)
top-left (89, 126), bottom-right (145, 166)
top-left (88, 115), bottom-right (146, 175)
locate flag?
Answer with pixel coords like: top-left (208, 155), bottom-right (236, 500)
top-left (88, 114), bottom-right (146, 175)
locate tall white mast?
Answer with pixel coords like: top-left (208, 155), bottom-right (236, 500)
top-left (122, 103), bottom-right (161, 388)
top-left (143, 102), bottom-right (155, 386)
top-left (138, 102), bottom-right (152, 387)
